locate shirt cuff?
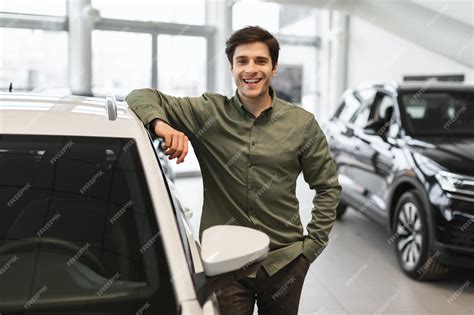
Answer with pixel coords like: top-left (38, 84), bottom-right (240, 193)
top-left (302, 237), bottom-right (326, 263)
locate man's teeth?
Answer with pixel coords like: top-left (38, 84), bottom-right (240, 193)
top-left (243, 79), bottom-right (261, 83)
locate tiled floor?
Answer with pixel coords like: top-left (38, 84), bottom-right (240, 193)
top-left (174, 175), bottom-right (474, 315)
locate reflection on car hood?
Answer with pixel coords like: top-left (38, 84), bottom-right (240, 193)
top-left (407, 136), bottom-right (474, 176)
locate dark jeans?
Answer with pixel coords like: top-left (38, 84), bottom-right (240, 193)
top-left (216, 255), bottom-right (310, 315)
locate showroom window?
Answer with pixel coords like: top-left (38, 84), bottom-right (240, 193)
top-left (232, 1), bottom-right (319, 37)
top-left (92, 31), bottom-right (152, 98)
top-left (157, 35), bottom-right (207, 96)
top-left (0, 28), bottom-right (68, 92)
top-left (0, 0), bottom-right (66, 16)
top-left (92, 0), bottom-right (206, 25)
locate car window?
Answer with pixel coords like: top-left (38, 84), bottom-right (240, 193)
top-left (0, 135), bottom-right (177, 314)
top-left (338, 93), bottom-right (362, 122)
top-left (373, 95), bottom-right (394, 121)
top-left (400, 91), bottom-right (474, 136)
top-left (347, 89), bottom-right (376, 126)
top-left (351, 103), bottom-right (371, 127)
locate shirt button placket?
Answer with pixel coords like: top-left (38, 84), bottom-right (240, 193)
top-left (248, 119), bottom-right (258, 225)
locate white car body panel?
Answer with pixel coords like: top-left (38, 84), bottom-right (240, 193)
top-left (0, 92), bottom-right (208, 314)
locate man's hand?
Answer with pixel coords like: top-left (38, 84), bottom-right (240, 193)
top-left (153, 119), bottom-right (188, 164)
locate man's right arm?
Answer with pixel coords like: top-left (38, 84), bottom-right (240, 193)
top-left (125, 88), bottom-right (207, 163)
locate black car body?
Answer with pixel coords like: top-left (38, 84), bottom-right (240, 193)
top-left (325, 81), bottom-right (474, 280)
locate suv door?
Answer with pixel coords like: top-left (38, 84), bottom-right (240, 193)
top-left (328, 89), bottom-right (375, 207)
top-left (349, 91), bottom-right (397, 222)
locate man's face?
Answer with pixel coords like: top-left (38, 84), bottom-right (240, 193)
top-left (231, 41), bottom-right (278, 101)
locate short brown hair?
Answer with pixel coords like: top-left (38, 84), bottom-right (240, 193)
top-left (225, 26), bottom-right (280, 69)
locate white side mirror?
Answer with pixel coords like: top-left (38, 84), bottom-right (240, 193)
top-left (200, 225), bottom-right (269, 276)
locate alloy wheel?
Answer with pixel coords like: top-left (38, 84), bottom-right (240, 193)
top-left (396, 201), bottom-right (423, 270)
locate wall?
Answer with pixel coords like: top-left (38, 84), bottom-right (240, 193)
top-left (346, 16), bottom-right (474, 88)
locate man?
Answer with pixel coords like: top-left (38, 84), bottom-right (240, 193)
top-left (126, 26), bottom-right (341, 315)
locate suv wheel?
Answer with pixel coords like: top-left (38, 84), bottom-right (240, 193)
top-left (336, 201), bottom-right (348, 220)
top-left (393, 191), bottom-right (448, 280)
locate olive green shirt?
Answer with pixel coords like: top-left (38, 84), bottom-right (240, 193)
top-left (125, 88), bottom-right (341, 276)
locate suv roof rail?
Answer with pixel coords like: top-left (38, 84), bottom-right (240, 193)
top-left (105, 93), bottom-right (118, 121)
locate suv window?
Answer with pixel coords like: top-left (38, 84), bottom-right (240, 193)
top-left (337, 93), bottom-right (362, 122)
top-left (346, 89), bottom-right (376, 126)
top-left (0, 135), bottom-right (177, 314)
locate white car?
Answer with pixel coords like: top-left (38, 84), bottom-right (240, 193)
top-left (0, 93), bottom-right (269, 314)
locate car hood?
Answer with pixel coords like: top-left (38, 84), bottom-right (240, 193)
top-left (406, 136), bottom-right (474, 176)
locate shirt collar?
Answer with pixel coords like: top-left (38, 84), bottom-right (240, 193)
top-left (233, 87), bottom-right (277, 117)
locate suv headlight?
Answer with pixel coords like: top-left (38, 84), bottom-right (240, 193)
top-left (414, 153), bottom-right (474, 196)
top-left (435, 170), bottom-right (474, 195)
top-left (413, 153), bottom-right (443, 177)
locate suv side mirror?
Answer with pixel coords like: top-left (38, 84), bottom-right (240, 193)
top-left (193, 225), bottom-right (269, 305)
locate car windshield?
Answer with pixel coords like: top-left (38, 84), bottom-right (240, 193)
top-left (0, 135), bottom-right (176, 314)
top-left (399, 91), bottom-right (474, 136)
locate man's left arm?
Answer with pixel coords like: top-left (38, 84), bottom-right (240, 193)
top-left (299, 116), bottom-right (342, 263)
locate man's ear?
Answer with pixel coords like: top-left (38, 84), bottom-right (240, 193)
top-left (272, 64), bottom-right (279, 76)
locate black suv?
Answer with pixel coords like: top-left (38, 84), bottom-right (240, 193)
top-left (325, 81), bottom-right (474, 280)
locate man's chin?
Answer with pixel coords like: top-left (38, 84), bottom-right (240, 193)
top-left (239, 89), bottom-right (263, 99)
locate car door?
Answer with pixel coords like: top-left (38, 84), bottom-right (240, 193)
top-left (333, 89), bottom-right (376, 207)
top-left (350, 91), bottom-right (397, 222)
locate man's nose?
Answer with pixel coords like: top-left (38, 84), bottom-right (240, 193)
top-left (245, 61), bottom-right (257, 73)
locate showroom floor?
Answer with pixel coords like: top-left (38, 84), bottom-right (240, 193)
top-left (174, 175), bottom-right (474, 315)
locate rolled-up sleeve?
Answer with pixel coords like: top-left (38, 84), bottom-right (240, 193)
top-left (125, 88), bottom-right (209, 139)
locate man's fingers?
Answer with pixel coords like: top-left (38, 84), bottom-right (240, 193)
top-left (177, 137), bottom-right (188, 164)
top-left (165, 134), bottom-right (176, 156)
top-left (169, 133), bottom-right (183, 160)
top-left (163, 133), bottom-right (172, 151)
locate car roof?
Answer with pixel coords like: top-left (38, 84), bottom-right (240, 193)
top-left (0, 92), bottom-right (145, 139)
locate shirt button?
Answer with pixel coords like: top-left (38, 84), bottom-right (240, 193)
top-left (250, 206), bottom-right (255, 212)
top-left (253, 121), bottom-right (257, 126)
top-left (251, 141), bottom-right (256, 146)
top-left (248, 163), bottom-right (253, 168)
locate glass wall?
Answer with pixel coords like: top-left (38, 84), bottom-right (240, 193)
top-left (0, 29), bottom-right (68, 92)
top-left (0, 0), bottom-right (67, 16)
top-left (92, 0), bottom-right (206, 25)
top-left (157, 35), bottom-right (207, 96)
top-left (92, 31), bottom-right (151, 98)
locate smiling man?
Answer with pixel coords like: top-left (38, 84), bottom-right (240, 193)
top-left (126, 26), bottom-right (341, 315)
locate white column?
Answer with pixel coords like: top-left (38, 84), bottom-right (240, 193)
top-left (205, 0), bottom-right (233, 95)
top-left (68, 0), bottom-right (98, 95)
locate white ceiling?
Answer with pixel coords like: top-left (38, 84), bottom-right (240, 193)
top-left (412, 0), bottom-right (474, 26)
